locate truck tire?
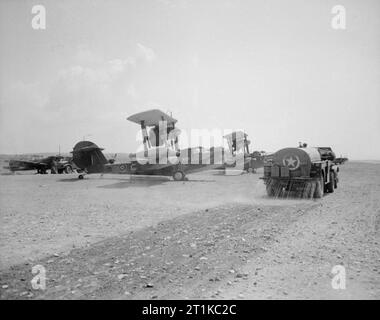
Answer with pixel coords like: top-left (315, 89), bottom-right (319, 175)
top-left (302, 182), bottom-right (313, 199)
top-left (314, 175), bottom-right (324, 198)
top-left (326, 171), bottom-right (334, 193)
top-left (266, 182), bottom-right (275, 197)
top-left (334, 172), bottom-right (338, 189)
top-left (267, 181), bottom-right (282, 197)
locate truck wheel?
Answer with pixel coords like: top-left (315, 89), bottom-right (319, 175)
top-left (314, 175), bottom-right (324, 198)
top-left (266, 182), bottom-right (275, 197)
top-left (173, 171), bottom-right (185, 181)
top-left (334, 172), bottom-right (338, 189)
top-left (302, 182), bottom-right (313, 199)
top-left (266, 181), bottom-right (282, 197)
top-left (327, 172), bottom-right (334, 193)
top-left (65, 165), bottom-right (73, 174)
top-left (310, 181), bottom-right (317, 198)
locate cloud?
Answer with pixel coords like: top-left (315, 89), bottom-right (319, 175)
top-left (107, 58), bottom-right (136, 72)
top-left (0, 43), bottom-right (157, 152)
top-left (136, 43), bottom-right (157, 63)
top-left (46, 43), bottom-right (155, 122)
top-left (74, 45), bottom-right (104, 65)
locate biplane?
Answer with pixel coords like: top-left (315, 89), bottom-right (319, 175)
top-left (72, 109), bottom-right (222, 180)
top-left (71, 109), bottom-right (261, 180)
top-left (223, 131), bottom-right (265, 173)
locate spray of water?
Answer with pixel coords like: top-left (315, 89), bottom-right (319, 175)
top-left (267, 179), bottom-right (317, 200)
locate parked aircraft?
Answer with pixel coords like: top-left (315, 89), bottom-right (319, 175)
top-left (4, 155), bottom-right (73, 174)
top-left (73, 109), bottom-right (234, 180)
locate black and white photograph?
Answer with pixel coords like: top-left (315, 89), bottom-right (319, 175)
top-left (0, 0), bottom-right (379, 305)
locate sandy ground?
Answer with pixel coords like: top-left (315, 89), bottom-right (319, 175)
top-left (0, 162), bottom-right (379, 299)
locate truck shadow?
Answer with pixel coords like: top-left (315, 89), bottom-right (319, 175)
top-left (261, 190), bottom-right (332, 200)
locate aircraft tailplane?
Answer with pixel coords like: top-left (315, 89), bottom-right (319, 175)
top-left (72, 141), bottom-right (108, 173)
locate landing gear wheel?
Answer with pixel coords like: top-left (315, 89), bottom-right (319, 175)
top-left (65, 165), bottom-right (73, 174)
top-left (78, 174), bottom-right (84, 180)
top-left (326, 172), bottom-right (334, 193)
top-left (173, 171), bottom-right (185, 181)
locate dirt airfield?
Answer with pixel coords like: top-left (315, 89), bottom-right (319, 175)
top-left (0, 162), bottom-right (379, 299)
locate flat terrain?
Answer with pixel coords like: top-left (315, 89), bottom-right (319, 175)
top-left (0, 162), bottom-right (379, 299)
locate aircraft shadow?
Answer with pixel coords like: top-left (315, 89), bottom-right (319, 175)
top-left (98, 178), bottom-right (170, 189)
top-left (98, 180), bottom-right (165, 189)
top-left (57, 175), bottom-right (215, 187)
top-left (98, 178), bottom-right (216, 189)
top-left (57, 178), bottom-right (84, 182)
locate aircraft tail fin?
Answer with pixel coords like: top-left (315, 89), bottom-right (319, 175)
top-left (72, 141), bottom-right (108, 173)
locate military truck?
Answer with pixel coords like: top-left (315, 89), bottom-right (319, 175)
top-left (261, 146), bottom-right (339, 198)
top-left (48, 156), bottom-right (75, 174)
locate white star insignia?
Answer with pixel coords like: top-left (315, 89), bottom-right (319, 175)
top-left (285, 156), bottom-right (297, 168)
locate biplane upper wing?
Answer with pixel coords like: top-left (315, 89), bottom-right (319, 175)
top-left (223, 130), bottom-right (247, 140)
top-left (127, 109), bottom-right (177, 126)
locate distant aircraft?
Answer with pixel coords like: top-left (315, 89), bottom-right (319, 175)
top-left (4, 155), bottom-right (73, 174)
top-left (72, 109), bottom-right (244, 181)
top-left (334, 157), bottom-right (349, 165)
top-left (223, 131), bottom-right (265, 173)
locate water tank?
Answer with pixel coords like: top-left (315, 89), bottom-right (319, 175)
top-left (272, 147), bottom-right (321, 176)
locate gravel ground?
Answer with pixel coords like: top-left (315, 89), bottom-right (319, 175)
top-left (0, 162), bottom-right (379, 299)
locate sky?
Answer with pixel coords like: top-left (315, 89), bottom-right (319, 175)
top-left (0, 0), bottom-right (379, 159)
